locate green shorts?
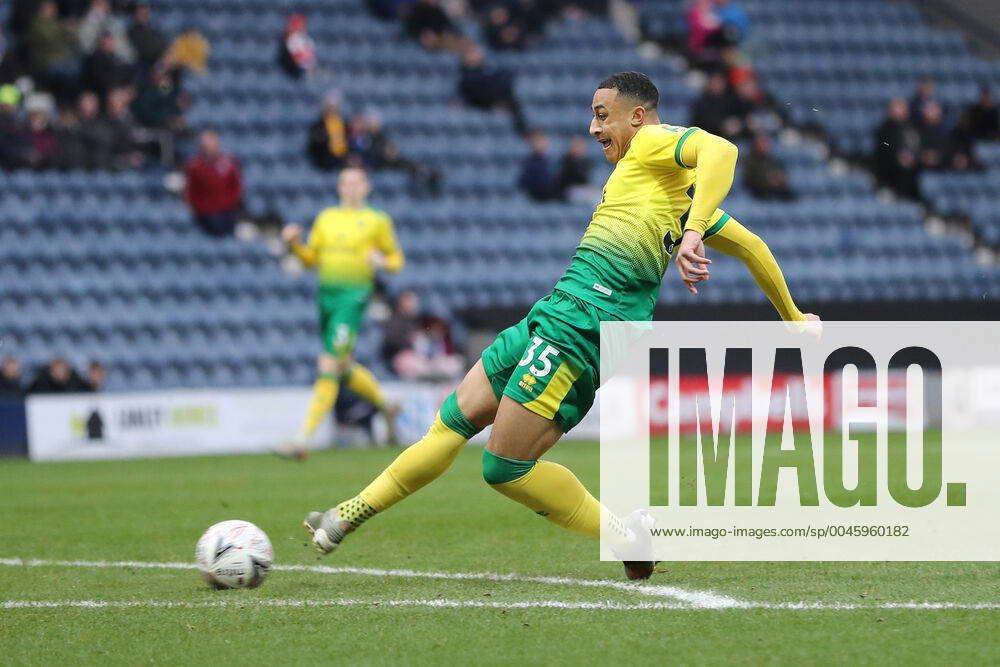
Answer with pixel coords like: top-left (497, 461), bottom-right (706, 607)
top-left (480, 289), bottom-right (613, 433)
top-left (317, 285), bottom-right (371, 359)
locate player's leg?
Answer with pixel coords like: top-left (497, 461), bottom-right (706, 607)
top-left (296, 352), bottom-right (343, 444)
top-left (304, 314), bottom-right (533, 552)
top-left (484, 396), bottom-right (600, 536)
top-left (286, 289), bottom-right (364, 455)
top-left (481, 292), bottom-right (655, 578)
top-left (305, 360), bottom-right (498, 552)
top-left (342, 361), bottom-right (401, 446)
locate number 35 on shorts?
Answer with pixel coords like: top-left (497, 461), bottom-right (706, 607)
top-left (518, 336), bottom-right (561, 377)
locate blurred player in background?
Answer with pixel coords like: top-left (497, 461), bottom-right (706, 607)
top-left (305, 72), bottom-right (819, 579)
top-left (280, 167), bottom-right (404, 457)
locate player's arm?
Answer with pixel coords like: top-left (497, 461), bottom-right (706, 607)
top-left (282, 222), bottom-right (319, 268)
top-left (704, 218), bottom-right (806, 322)
top-left (371, 215), bottom-right (404, 273)
top-left (677, 130), bottom-right (739, 236)
top-left (667, 130), bottom-right (739, 293)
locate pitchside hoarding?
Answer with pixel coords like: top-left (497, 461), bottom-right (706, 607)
top-left (599, 321), bottom-right (1000, 561)
top-left (24, 382), bottom-right (460, 460)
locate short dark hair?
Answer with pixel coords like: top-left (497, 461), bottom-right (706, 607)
top-left (597, 71), bottom-right (658, 110)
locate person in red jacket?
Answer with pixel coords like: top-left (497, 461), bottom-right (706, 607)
top-left (184, 129), bottom-right (243, 237)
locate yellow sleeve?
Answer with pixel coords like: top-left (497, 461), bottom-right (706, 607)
top-left (705, 218), bottom-right (806, 322)
top-left (376, 213), bottom-right (404, 273)
top-left (677, 129), bottom-right (739, 235)
top-left (289, 215), bottom-right (322, 268)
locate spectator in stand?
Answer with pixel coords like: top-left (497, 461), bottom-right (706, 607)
top-left (367, 0), bottom-right (414, 21)
top-left (909, 78), bottom-right (940, 122)
top-left (54, 105), bottom-right (85, 168)
top-left (81, 31), bottom-right (134, 100)
top-left (483, 5), bottom-right (528, 51)
top-left (743, 132), bottom-right (793, 201)
top-left (949, 109), bottom-right (982, 172)
top-left (24, 109), bottom-right (58, 169)
top-left (278, 13), bottom-right (317, 79)
top-left (128, 3), bottom-right (168, 69)
top-left (131, 62), bottom-right (183, 132)
top-left (74, 90), bottom-right (114, 169)
top-left (916, 100), bottom-right (950, 170)
top-left (873, 97), bottom-right (921, 199)
top-left (458, 44), bottom-right (526, 134)
top-left (27, 357), bottom-right (91, 393)
top-left (381, 291), bottom-right (464, 381)
top-left (308, 92), bottom-right (349, 170)
top-left (714, 0), bottom-right (749, 45)
top-left (77, 0), bottom-right (134, 62)
top-left (0, 85), bottom-right (27, 169)
top-left (966, 85), bottom-right (999, 142)
top-left (185, 129), bottom-right (243, 237)
top-left (86, 360), bottom-right (106, 391)
top-left (519, 130), bottom-right (562, 201)
top-left (27, 1), bottom-right (79, 99)
top-left (348, 110), bottom-right (441, 195)
top-left (690, 72), bottom-right (743, 139)
top-left (686, 0), bottom-right (720, 61)
top-left (0, 356), bottom-right (24, 397)
top-left (404, 0), bottom-right (465, 52)
top-left (105, 85), bottom-right (144, 169)
top-left (559, 135), bottom-right (595, 203)
top-left (730, 77), bottom-right (779, 137)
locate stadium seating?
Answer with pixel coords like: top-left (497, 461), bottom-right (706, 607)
top-left (2, 0), bottom-right (999, 391)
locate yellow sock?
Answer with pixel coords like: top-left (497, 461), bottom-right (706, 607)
top-left (491, 460), bottom-right (600, 537)
top-left (356, 414), bottom-right (468, 513)
top-left (346, 363), bottom-right (385, 409)
top-left (299, 374), bottom-right (339, 438)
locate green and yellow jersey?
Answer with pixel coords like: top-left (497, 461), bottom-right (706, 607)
top-left (290, 206), bottom-right (404, 288)
top-left (554, 124), bottom-right (729, 321)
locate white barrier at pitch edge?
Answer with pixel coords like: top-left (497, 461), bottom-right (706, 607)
top-left (24, 383), bottom-right (603, 461)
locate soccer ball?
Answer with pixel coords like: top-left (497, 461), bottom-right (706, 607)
top-left (195, 520), bottom-right (273, 589)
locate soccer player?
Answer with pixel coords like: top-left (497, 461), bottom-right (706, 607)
top-left (280, 167), bottom-right (404, 456)
top-left (304, 72), bottom-right (819, 578)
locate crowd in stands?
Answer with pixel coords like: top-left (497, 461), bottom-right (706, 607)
top-left (0, 355), bottom-right (105, 396)
top-left (518, 131), bottom-right (598, 203)
top-left (0, 0), bottom-right (205, 171)
top-left (307, 90), bottom-right (441, 196)
top-left (874, 81), bottom-right (999, 200)
top-left (360, 0), bottom-right (605, 197)
top-left (671, 0), bottom-right (792, 201)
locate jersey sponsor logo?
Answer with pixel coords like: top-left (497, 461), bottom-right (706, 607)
top-left (592, 282), bottom-right (613, 296)
top-left (518, 373), bottom-right (538, 393)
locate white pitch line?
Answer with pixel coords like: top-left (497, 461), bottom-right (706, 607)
top-left (1, 599), bottom-right (693, 611)
top-left (0, 558), bottom-right (741, 608)
top-left (2, 559), bottom-right (998, 611)
top-left (4, 599), bottom-right (1000, 611)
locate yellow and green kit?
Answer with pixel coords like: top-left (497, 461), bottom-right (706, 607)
top-left (482, 124), bottom-right (797, 432)
top-left (290, 205), bottom-right (404, 358)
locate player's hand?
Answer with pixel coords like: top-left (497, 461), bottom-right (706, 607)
top-left (675, 230), bottom-right (712, 295)
top-left (368, 250), bottom-right (386, 269)
top-left (281, 224), bottom-right (303, 244)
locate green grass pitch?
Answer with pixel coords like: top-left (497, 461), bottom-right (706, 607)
top-left (2, 442), bottom-right (998, 665)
